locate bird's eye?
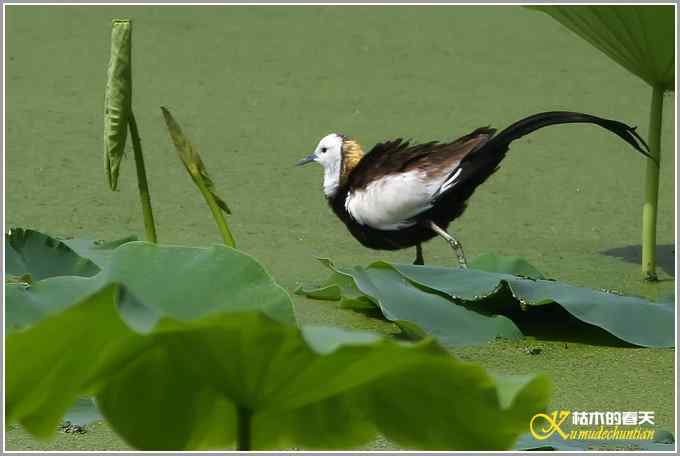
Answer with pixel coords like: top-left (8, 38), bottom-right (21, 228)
top-left (321, 147), bottom-right (328, 153)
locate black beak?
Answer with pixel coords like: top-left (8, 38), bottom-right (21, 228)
top-left (296, 153), bottom-right (316, 166)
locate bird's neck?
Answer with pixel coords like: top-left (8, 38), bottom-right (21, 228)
top-left (322, 161), bottom-right (342, 197)
top-left (324, 139), bottom-right (364, 198)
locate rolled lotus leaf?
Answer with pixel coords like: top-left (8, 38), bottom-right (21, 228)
top-left (104, 19), bottom-right (133, 190)
top-left (161, 107), bottom-right (231, 214)
top-left (531, 6), bottom-right (674, 90)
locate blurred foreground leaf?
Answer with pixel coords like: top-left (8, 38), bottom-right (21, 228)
top-left (6, 236), bottom-right (550, 450)
top-left (7, 297), bottom-right (549, 450)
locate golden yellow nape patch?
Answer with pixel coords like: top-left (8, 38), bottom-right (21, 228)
top-left (341, 139), bottom-right (364, 179)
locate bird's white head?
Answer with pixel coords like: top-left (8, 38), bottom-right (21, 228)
top-left (296, 133), bottom-right (346, 197)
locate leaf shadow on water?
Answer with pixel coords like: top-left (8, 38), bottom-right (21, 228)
top-left (499, 301), bottom-right (635, 348)
top-left (425, 282), bottom-right (636, 348)
top-left (601, 244), bottom-right (675, 277)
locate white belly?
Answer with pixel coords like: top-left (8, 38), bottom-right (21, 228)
top-left (345, 170), bottom-right (449, 230)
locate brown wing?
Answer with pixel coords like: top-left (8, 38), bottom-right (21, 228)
top-left (347, 127), bottom-right (497, 190)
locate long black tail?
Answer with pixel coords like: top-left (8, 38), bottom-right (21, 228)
top-left (431, 111), bottom-right (653, 210)
top-left (486, 111), bottom-right (652, 161)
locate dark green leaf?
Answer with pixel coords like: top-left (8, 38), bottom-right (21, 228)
top-left (346, 261), bottom-right (523, 346)
top-left (298, 259), bottom-right (674, 347)
top-left (5, 228), bottom-right (99, 280)
top-left (299, 259), bottom-right (523, 346)
top-left (391, 262), bottom-right (673, 347)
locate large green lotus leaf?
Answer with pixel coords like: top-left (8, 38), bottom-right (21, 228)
top-left (341, 261), bottom-right (522, 346)
top-left (6, 285), bottom-right (550, 450)
top-left (531, 6), bottom-right (674, 89)
top-left (6, 241), bottom-right (296, 330)
top-left (298, 258), bottom-right (673, 347)
top-left (296, 260), bottom-right (523, 346)
top-left (5, 228), bottom-right (100, 280)
top-left (100, 242), bottom-right (294, 323)
top-left (104, 19), bottom-right (133, 190)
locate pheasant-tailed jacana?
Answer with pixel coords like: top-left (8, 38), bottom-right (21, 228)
top-left (296, 111), bottom-right (651, 267)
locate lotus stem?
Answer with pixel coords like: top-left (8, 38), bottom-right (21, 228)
top-left (236, 406), bottom-right (252, 451)
top-left (128, 111), bottom-right (158, 243)
top-left (641, 84), bottom-right (664, 281)
top-left (194, 173), bottom-right (236, 248)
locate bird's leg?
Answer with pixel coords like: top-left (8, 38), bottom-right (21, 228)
top-left (427, 221), bottom-right (468, 269)
top-left (414, 243), bottom-right (424, 265)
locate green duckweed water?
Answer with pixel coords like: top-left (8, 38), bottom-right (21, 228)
top-left (5, 5), bottom-right (674, 450)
